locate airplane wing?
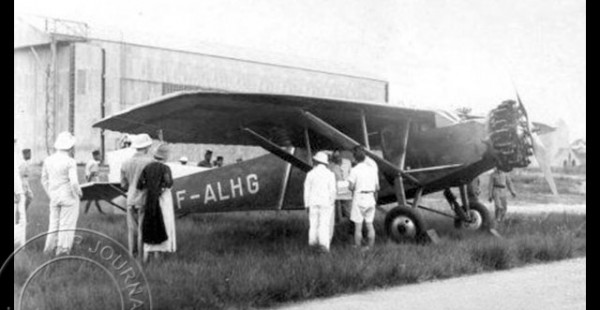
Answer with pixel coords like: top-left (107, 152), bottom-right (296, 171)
top-left (94, 92), bottom-right (436, 150)
top-left (81, 182), bottom-right (126, 202)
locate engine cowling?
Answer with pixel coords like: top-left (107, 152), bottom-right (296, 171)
top-left (487, 100), bottom-right (535, 172)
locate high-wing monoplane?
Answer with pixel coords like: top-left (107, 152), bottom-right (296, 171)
top-left (83, 92), bottom-right (557, 242)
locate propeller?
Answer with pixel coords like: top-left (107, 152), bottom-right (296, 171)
top-left (515, 92), bottom-right (559, 195)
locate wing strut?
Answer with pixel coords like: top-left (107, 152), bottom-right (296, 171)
top-left (360, 110), bottom-right (370, 149)
top-left (242, 127), bottom-right (312, 172)
top-left (393, 120), bottom-right (412, 206)
top-left (301, 111), bottom-right (421, 186)
top-left (304, 127), bottom-right (313, 166)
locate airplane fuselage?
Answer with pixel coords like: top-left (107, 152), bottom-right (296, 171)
top-left (170, 120), bottom-right (496, 216)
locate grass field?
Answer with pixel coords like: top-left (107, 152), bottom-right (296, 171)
top-left (14, 167), bottom-right (586, 309)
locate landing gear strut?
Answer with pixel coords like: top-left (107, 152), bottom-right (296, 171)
top-left (444, 188), bottom-right (493, 231)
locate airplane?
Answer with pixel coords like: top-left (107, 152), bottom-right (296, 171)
top-left (82, 91), bottom-right (557, 243)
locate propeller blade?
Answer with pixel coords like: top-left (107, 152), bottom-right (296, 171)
top-left (515, 91), bottom-right (529, 120)
top-left (514, 88), bottom-right (558, 195)
top-left (531, 132), bottom-right (559, 195)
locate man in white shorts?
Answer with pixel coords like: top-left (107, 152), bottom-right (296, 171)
top-left (348, 147), bottom-right (380, 249)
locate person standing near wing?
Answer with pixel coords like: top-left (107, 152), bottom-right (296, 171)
top-left (197, 150), bottom-right (213, 168)
top-left (41, 132), bottom-right (83, 255)
top-left (19, 148), bottom-right (34, 210)
top-left (84, 150), bottom-right (104, 214)
top-left (304, 151), bottom-right (337, 252)
top-left (330, 150), bottom-right (352, 221)
top-left (348, 147), bottom-right (380, 250)
top-left (488, 167), bottom-right (517, 222)
top-left (14, 138), bottom-right (27, 247)
top-left (121, 134), bottom-right (154, 261)
top-left (138, 143), bottom-right (177, 263)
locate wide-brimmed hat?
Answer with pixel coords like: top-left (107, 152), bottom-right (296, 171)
top-left (131, 134), bottom-right (153, 149)
top-left (313, 151), bottom-right (329, 165)
top-left (54, 132), bottom-right (76, 150)
top-left (153, 143), bottom-right (170, 160)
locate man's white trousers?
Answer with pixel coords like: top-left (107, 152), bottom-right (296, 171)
top-left (308, 205), bottom-right (334, 250)
top-left (14, 200), bottom-right (26, 247)
top-left (44, 202), bottom-right (80, 255)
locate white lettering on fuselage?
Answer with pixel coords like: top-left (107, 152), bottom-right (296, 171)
top-left (178, 174), bottom-right (261, 207)
top-left (176, 190), bottom-right (186, 209)
top-left (217, 182), bottom-right (230, 201)
top-left (247, 174), bottom-right (259, 194)
top-left (204, 185), bottom-right (217, 204)
top-left (230, 177), bottom-right (244, 198)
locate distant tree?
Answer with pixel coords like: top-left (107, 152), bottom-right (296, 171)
top-left (455, 107), bottom-right (473, 120)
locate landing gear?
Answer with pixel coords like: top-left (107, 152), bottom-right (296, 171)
top-left (385, 206), bottom-right (426, 243)
top-left (454, 201), bottom-right (494, 231)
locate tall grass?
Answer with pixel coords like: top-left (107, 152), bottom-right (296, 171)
top-left (16, 208), bottom-right (586, 309)
top-left (14, 168), bottom-right (586, 309)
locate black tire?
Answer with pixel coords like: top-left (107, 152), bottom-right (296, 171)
top-left (385, 206), bottom-right (427, 243)
top-left (454, 201), bottom-right (494, 231)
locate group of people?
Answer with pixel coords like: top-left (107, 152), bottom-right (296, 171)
top-left (303, 146), bottom-right (380, 252)
top-left (13, 131), bottom-right (517, 258)
top-left (120, 134), bottom-right (176, 263)
top-left (196, 150), bottom-right (224, 168)
top-left (177, 150), bottom-right (225, 168)
top-left (303, 147), bottom-right (518, 252)
top-left (13, 131), bottom-right (177, 263)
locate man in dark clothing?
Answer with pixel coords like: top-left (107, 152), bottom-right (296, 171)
top-left (197, 150), bottom-right (213, 168)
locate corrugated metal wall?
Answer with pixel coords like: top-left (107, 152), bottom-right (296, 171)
top-left (15, 35), bottom-right (388, 164)
top-left (14, 44), bottom-right (72, 163)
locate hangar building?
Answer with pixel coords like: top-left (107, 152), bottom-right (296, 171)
top-left (14, 15), bottom-right (389, 164)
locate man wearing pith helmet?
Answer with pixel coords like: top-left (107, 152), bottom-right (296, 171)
top-left (303, 151), bottom-right (337, 252)
top-left (121, 133), bottom-right (154, 261)
top-left (41, 131), bottom-right (83, 255)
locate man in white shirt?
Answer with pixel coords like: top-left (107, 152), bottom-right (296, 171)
top-left (41, 132), bottom-right (83, 255)
top-left (84, 150), bottom-right (104, 214)
top-left (304, 151), bottom-right (337, 252)
top-left (348, 147), bottom-right (380, 249)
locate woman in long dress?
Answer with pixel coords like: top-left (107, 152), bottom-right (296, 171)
top-left (137, 143), bottom-right (176, 262)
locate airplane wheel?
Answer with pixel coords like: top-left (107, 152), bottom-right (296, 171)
top-left (454, 201), bottom-right (494, 231)
top-left (385, 206), bottom-right (426, 243)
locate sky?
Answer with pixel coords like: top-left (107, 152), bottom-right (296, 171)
top-left (14, 0), bottom-right (586, 140)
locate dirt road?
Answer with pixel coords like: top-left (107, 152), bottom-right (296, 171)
top-left (510, 203), bottom-right (586, 215)
top-left (277, 257), bottom-right (586, 310)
